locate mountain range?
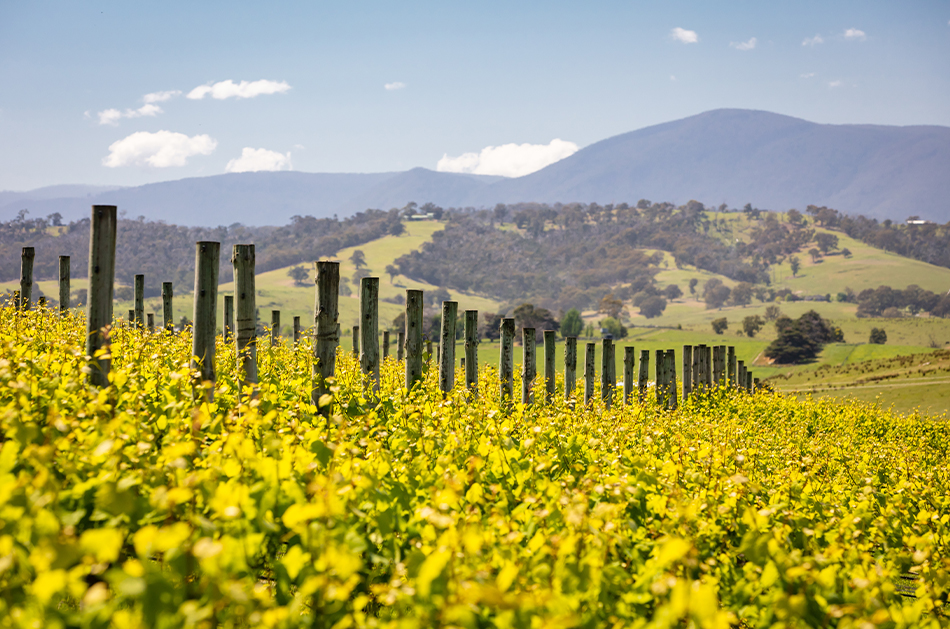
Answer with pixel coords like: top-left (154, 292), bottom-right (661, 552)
top-left (3, 109), bottom-right (948, 226)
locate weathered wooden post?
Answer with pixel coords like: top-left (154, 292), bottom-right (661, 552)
top-left (192, 241), bottom-right (219, 393)
top-left (426, 339), bottom-right (433, 362)
top-left (601, 338), bottom-right (614, 409)
top-left (584, 342), bottom-right (596, 405)
top-left (147, 313), bottom-right (154, 332)
top-left (521, 328), bottom-right (536, 405)
top-left (638, 349), bottom-right (650, 401)
top-left (86, 205), bottom-right (117, 387)
top-left (397, 331), bottom-right (405, 361)
top-left (405, 290), bottom-right (424, 389)
top-left (382, 330), bottom-right (390, 359)
top-left (58, 255), bottom-right (70, 312)
top-left (128, 309), bottom-right (134, 327)
top-left (233, 245), bottom-right (258, 390)
top-left (271, 311), bottom-right (281, 346)
top-left (655, 349), bottom-right (666, 406)
top-left (293, 316), bottom-right (301, 346)
top-left (361, 277), bottom-right (380, 389)
top-left (543, 330), bottom-right (556, 404)
top-left (623, 346), bottom-right (635, 405)
top-left (499, 318), bottom-right (514, 403)
top-left (746, 370), bottom-right (754, 392)
top-left (222, 294), bottom-right (233, 340)
top-left (682, 345), bottom-right (693, 399)
top-left (728, 346), bottom-right (737, 387)
top-left (162, 282), bottom-right (174, 332)
top-left (439, 300), bottom-right (458, 396)
top-left (19, 247), bottom-right (34, 310)
top-left (691, 345), bottom-right (700, 392)
top-left (695, 344), bottom-right (706, 390)
top-left (712, 346), bottom-right (723, 385)
top-left (704, 344), bottom-right (713, 388)
top-left (352, 325), bottom-right (360, 356)
top-left (667, 349), bottom-right (678, 410)
top-left (465, 310), bottom-right (478, 392)
top-left (313, 261), bottom-right (340, 406)
top-left (564, 337), bottom-right (577, 403)
top-left (134, 274), bottom-right (145, 329)
top-left (753, 376), bottom-right (760, 392)
top-left (718, 345), bottom-right (727, 385)
top-left (737, 360), bottom-right (745, 393)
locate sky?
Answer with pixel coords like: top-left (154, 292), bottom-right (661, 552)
top-left (1, 1), bottom-right (948, 190)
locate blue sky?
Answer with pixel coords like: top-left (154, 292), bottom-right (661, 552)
top-left (1, 1), bottom-right (948, 190)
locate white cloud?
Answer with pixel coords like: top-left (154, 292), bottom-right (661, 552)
top-left (384, 82), bottom-right (406, 91)
top-left (670, 27), bottom-right (699, 44)
top-left (730, 37), bottom-right (757, 51)
top-left (102, 130), bottom-right (217, 168)
top-left (828, 79), bottom-right (843, 88)
top-left (96, 90), bottom-right (180, 125)
top-left (225, 148), bottom-right (292, 173)
top-left (436, 139), bottom-right (579, 178)
top-left (843, 28), bottom-right (866, 41)
top-left (143, 90), bottom-right (181, 104)
top-left (98, 108), bottom-right (124, 126)
top-left (800, 72), bottom-right (816, 79)
top-left (187, 79), bottom-right (291, 100)
top-left (802, 34), bottom-right (824, 46)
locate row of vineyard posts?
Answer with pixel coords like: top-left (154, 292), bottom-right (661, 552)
top-left (13, 205), bottom-right (761, 409)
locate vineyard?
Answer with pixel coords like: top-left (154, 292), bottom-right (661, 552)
top-left (1, 303), bottom-right (948, 628)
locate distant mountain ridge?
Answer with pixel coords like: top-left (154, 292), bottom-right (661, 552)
top-left (3, 109), bottom-right (947, 225)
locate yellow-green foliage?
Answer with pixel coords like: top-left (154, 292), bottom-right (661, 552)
top-left (1, 304), bottom-right (948, 628)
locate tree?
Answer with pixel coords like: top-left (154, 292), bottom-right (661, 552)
top-left (480, 312), bottom-right (502, 340)
top-left (789, 255), bottom-right (801, 277)
top-left (764, 310), bottom-right (836, 364)
top-left (711, 317), bottom-right (728, 335)
top-left (47, 212), bottom-right (63, 227)
top-left (703, 279), bottom-right (731, 310)
top-left (730, 282), bottom-right (753, 307)
top-left (808, 248), bottom-right (822, 263)
top-left (600, 317), bottom-right (628, 339)
top-left (764, 305), bottom-right (783, 321)
top-left (815, 233), bottom-right (839, 254)
top-left (385, 264), bottom-right (398, 283)
top-left (513, 303), bottom-right (559, 340)
top-left (598, 293), bottom-right (624, 319)
top-left (560, 308), bottom-right (584, 337)
top-left (742, 315), bottom-right (764, 338)
top-left (350, 249), bottom-right (366, 269)
top-left (663, 284), bottom-right (683, 301)
top-left (638, 295), bottom-right (667, 319)
top-left (287, 265), bottom-right (309, 286)
top-left (869, 328), bottom-right (887, 344)
top-left (786, 209), bottom-right (803, 226)
top-left (426, 287), bottom-right (451, 306)
top-left (841, 248), bottom-right (852, 259)
top-left (688, 278), bottom-right (699, 296)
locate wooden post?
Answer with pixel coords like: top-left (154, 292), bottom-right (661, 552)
top-left (584, 342), bottom-right (596, 405)
top-left (85, 205), bottom-right (117, 387)
top-left (691, 345), bottom-right (700, 392)
top-left (439, 300), bottom-right (458, 396)
top-left (718, 345), bottom-right (727, 385)
top-left (360, 277), bottom-right (380, 389)
top-left (405, 290), bottom-right (423, 389)
top-left (397, 331), bottom-right (405, 361)
top-left (638, 349), bottom-right (650, 401)
top-left (352, 325), bottom-right (360, 356)
top-left (382, 330), bottom-right (390, 359)
top-left (499, 318), bottom-right (514, 403)
top-left (128, 309), bottom-right (134, 327)
top-left (543, 330), bottom-right (556, 404)
top-left (746, 370), bottom-right (754, 392)
top-left (737, 360), bottom-right (745, 393)
top-left (192, 241), bottom-right (219, 390)
top-left (313, 261), bottom-right (340, 405)
top-left (667, 350), bottom-right (678, 410)
top-left (233, 245), bottom-right (258, 390)
top-left (601, 338), bottom-right (614, 409)
top-left (465, 310), bottom-right (478, 392)
top-left (435, 342), bottom-right (440, 364)
top-left (162, 282), bottom-right (174, 332)
top-left (704, 344), bottom-right (713, 388)
top-left (728, 346), bottom-right (737, 387)
top-left (623, 346), bottom-right (635, 405)
top-left (293, 316), bottom-right (301, 346)
top-left (521, 328), bottom-right (536, 405)
top-left (564, 337), bottom-right (577, 403)
top-left (58, 255), bottom-right (70, 312)
top-left (268, 310), bottom-right (278, 346)
top-left (682, 345), bottom-right (693, 399)
top-left (19, 247), bottom-right (34, 310)
top-left (695, 344), bottom-right (706, 390)
top-left (426, 339), bottom-right (433, 362)
top-left (655, 349), bottom-right (666, 405)
top-left (222, 294), bottom-right (233, 340)
top-left (753, 377), bottom-right (760, 392)
top-left (147, 313), bottom-right (154, 332)
top-left (134, 274), bottom-right (145, 329)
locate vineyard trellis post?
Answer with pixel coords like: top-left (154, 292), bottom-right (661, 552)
top-left (271, 311), bottom-right (280, 347)
top-left (361, 277), bottom-right (380, 389)
top-left (313, 260), bottom-right (340, 406)
top-left (405, 289), bottom-right (423, 389)
top-left (439, 300), bottom-right (458, 396)
top-left (623, 346), bottom-right (635, 405)
top-left (163, 282), bottom-right (174, 333)
top-left (655, 349), bottom-right (666, 406)
top-left (20, 247), bottom-right (34, 311)
top-left (134, 274), bottom-right (145, 329)
top-left (728, 346), bottom-right (737, 387)
top-left (638, 349), bottom-right (649, 401)
top-left (223, 295), bottom-right (233, 341)
top-left (86, 205), bottom-right (117, 387)
top-left (601, 338), bottom-right (614, 409)
top-left (704, 344), bottom-right (713, 388)
top-left (397, 331), bottom-right (405, 361)
top-left (352, 325), bottom-right (360, 356)
top-left (718, 345), bottom-right (727, 385)
top-left (521, 327), bottom-right (536, 405)
top-left (233, 244), bottom-right (258, 391)
top-left (192, 241), bottom-right (219, 394)
top-left (583, 342), bottom-right (595, 405)
top-left (691, 344), bottom-right (701, 392)
top-left (58, 255), bottom-right (69, 313)
top-left (564, 336), bottom-right (577, 405)
top-left (713, 346), bottom-right (724, 385)
top-left (382, 330), bottom-right (390, 359)
top-left (737, 360), bottom-right (745, 392)
top-left (666, 349), bottom-right (678, 410)
top-left (147, 313), bottom-right (154, 333)
top-left (128, 310), bottom-right (134, 327)
top-left (499, 318), bottom-right (514, 403)
top-left (543, 330), bottom-right (555, 404)
top-left (682, 345), bottom-right (692, 398)
top-left (464, 310), bottom-right (478, 393)
top-left (293, 316), bottom-right (301, 346)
